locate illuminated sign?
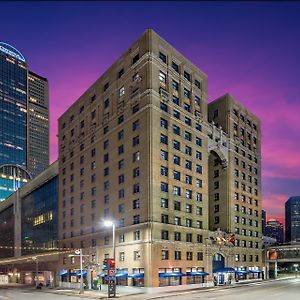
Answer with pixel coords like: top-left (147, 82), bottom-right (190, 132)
top-left (0, 42), bottom-right (26, 63)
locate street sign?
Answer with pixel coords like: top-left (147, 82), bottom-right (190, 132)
top-left (108, 269), bottom-right (115, 276)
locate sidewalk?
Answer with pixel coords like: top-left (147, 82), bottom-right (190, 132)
top-left (39, 278), bottom-right (268, 299)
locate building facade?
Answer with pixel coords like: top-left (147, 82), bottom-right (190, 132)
top-left (285, 196), bottom-right (300, 243)
top-left (27, 71), bottom-right (49, 178)
top-left (0, 42), bottom-right (49, 202)
top-left (207, 94), bottom-right (262, 270)
top-left (0, 162), bottom-right (59, 284)
top-left (265, 219), bottom-right (284, 244)
top-left (57, 30), bottom-right (262, 288)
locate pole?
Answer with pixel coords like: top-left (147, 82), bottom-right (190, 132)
top-left (80, 249), bottom-right (83, 294)
top-left (35, 258), bottom-right (38, 288)
top-left (112, 223), bottom-right (116, 261)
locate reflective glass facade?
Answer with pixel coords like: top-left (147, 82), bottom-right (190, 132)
top-left (0, 43), bottom-right (28, 201)
top-left (21, 176), bottom-right (58, 255)
top-left (0, 205), bottom-right (14, 258)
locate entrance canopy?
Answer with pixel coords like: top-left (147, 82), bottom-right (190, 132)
top-left (213, 267), bottom-right (235, 273)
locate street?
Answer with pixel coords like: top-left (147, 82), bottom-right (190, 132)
top-left (0, 279), bottom-right (299, 300)
top-left (158, 278), bottom-right (300, 300)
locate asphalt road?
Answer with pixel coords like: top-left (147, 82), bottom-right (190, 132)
top-left (158, 278), bottom-right (300, 300)
top-left (0, 279), bottom-right (299, 300)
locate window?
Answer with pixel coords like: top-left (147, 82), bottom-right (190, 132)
top-left (195, 95), bottom-right (201, 105)
top-left (134, 230), bottom-right (140, 240)
top-left (185, 145), bottom-right (192, 156)
top-left (196, 164), bottom-right (202, 174)
top-left (161, 214), bottom-right (169, 224)
top-left (172, 95), bottom-right (180, 105)
top-left (184, 71), bottom-right (191, 81)
top-left (160, 134), bottom-right (168, 145)
top-left (161, 230), bottom-right (169, 240)
top-left (173, 170), bottom-right (180, 180)
top-left (118, 115), bottom-right (124, 124)
top-left (119, 86), bottom-right (125, 97)
top-left (159, 71), bottom-right (166, 83)
top-left (104, 82), bottom-right (109, 92)
top-left (175, 232), bottom-right (181, 241)
top-left (134, 250), bottom-right (141, 261)
top-left (173, 109), bottom-right (180, 119)
top-left (173, 186), bottom-right (181, 196)
top-left (118, 204), bottom-right (125, 213)
top-left (160, 118), bottom-right (168, 129)
top-left (119, 252), bottom-right (125, 262)
top-left (186, 204), bottom-right (192, 213)
top-left (132, 53), bottom-right (139, 64)
top-left (185, 175), bottom-right (192, 184)
top-left (195, 137), bottom-right (202, 146)
top-left (174, 216), bottom-right (181, 225)
top-left (161, 182), bottom-right (168, 192)
top-left (171, 80), bottom-right (179, 91)
top-left (161, 198), bottom-right (168, 208)
top-left (159, 52), bottom-right (167, 63)
top-left (174, 201), bottom-right (181, 211)
top-left (173, 155), bottom-right (180, 165)
top-left (133, 167), bottom-right (140, 178)
top-left (186, 219), bottom-right (192, 227)
top-left (118, 68), bottom-right (124, 78)
top-left (175, 251), bottom-right (181, 260)
top-left (173, 140), bottom-right (180, 150)
top-left (172, 61), bottom-right (179, 72)
top-left (118, 130), bottom-right (124, 140)
top-left (197, 252), bottom-right (203, 260)
top-left (184, 103), bottom-right (191, 112)
top-left (196, 151), bottom-right (202, 160)
top-left (104, 98), bottom-right (109, 108)
top-left (186, 251), bottom-right (193, 260)
top-left (133, 199), bottom-right (140, 209)
top-left (161, 250), bottom-right (169, 260)
top-left (118, 159), bottom-right (124, 169)
top-left (160, 150), bottom-right (168, 161)
top-left (133, 215), bottom-right (140, 224)
top-left (185, 160), bottom-right (192, 170)
top-left (195, 79), bottom-right (201, 89)
top-left (133, 151), bottom-right (140, 162)
top-left (184, 88), bottom-right (190, 98)
top-left (186, 189), bottom-right (192, 199)
top-left (118, 174), bottom-right (124, 184)
top-left (133, 183), bottom-right (140, 193)
top-left (185, 131), bottom-right (191, 141)
top-left (160, 102), bottom-right (168, 112)
top-left (196, 179), bottom-right (202, 188)
top-left (173, 125), bottom-right (180, 135)
top-left (118, 145), bottom-right (124, 154)
top-left (133, 135), bottom-right (140, 146)
top-left (132, 120), bottom-right (140, 131)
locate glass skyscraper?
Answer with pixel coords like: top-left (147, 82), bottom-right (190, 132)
top-left (0, 42), bottom-right (30, 201)
top-left (0, 42), bottom-right (49, 202)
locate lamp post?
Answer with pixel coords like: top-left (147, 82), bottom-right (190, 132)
top-left (104, 220), bottom-right (116, 298)
top-left (32, 257), bottom-right (38, 288)
top-left (293, 263), bottom-right (299, 278)
top-left (69, 249), bottom-right (84, 294)
top-left (104, 220), bottom-right (116, 261)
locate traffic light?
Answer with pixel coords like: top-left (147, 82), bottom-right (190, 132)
top-left (103, 259), bottom-right (108, 270)
top-left (108, 258), bottom-right (115, 269)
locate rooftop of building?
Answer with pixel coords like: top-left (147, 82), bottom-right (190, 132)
top-left (58, 28), bottom-right (208, 121)
top-left (286, 196), bottom-right (300, 204)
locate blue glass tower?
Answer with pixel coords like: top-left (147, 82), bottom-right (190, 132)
top-left (0, 42), bottom-right (30, 201)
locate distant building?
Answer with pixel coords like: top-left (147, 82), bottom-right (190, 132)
top-left (285, 196), bottom-right (300, 243)
top-left (262, 209), bottom-right (266, 235)
top-left (0, 42), bottom-right (49, 202)
top-left (265, 219), bottom-right (284, 244)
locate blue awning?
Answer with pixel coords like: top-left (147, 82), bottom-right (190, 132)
top-left (235, 270), bottom-right (249, 274)
top-left (249, 269), bottom-right (262, 273)
top-left (128, 273), bottom-right (145, 278)
top-left (186, 272), bottom-right (209, 276)
top-left (159, 272), bottom-right (185, 278)
top-left (213, 268), bottom-right (235, 273)
top-left (61, 272), bottom-right (77, 277)
top-left (76, 271), bottom-right (87, 277)
top-left (116, 273), bottom-right (128, 278)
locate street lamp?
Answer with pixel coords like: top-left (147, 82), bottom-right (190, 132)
top-left (69, 249), bottom-right (84, 294)
top-left (32, 257), bottom-right (38, 288)
top-left (104, 220), bottom-right (116, 298)
top-left (104, 220), bottom-right (116, 261)
top-left (293, 264), bottom-right (299, 278)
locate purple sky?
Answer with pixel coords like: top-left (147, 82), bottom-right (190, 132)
top-left (1, 1), bottom-right (300, 223)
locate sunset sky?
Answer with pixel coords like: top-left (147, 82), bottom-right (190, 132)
top-left (1, 1), bottom-right (299, 223)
